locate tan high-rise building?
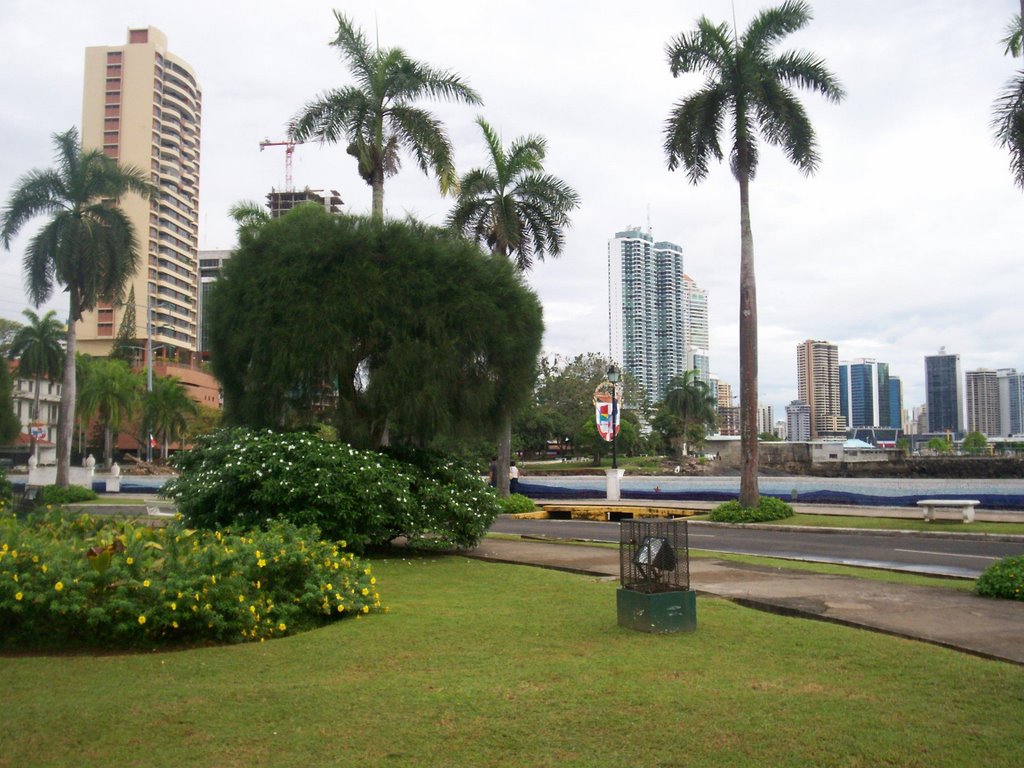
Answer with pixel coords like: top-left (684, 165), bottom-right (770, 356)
top-left (796, 340), bottom-right (845, 439)
top-left (78, 27), bottom-right (201, 361)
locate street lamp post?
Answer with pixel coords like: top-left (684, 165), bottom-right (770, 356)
top-left (607, 364), bottom-right (620, 470)
top-left (146, 294), bottom-right (154, 463)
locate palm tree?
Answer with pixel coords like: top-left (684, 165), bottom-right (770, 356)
top-left (448, 117), bottom-right (580, 495)
top-left (290, 11), bottom-right (482, 220)
top-left (77, 357), bottom-right (141, 468)
top-left (143, 375), bottom-right (198, 461)
top-left (0, 127), bottom-right (154, 486)
top-left (659, 371), bottom-right (718, 458)
top-left (9, 308), bottom-right (65, 459)
top-left (228, 200), bottom-right (271, 246)
top-left (663, 1), bottom-right (844, 507)
top-left (993, 6), bottom-right (1024, 189)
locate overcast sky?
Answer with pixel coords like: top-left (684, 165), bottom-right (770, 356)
top-left (1, 0), bottom-right (1021, 417)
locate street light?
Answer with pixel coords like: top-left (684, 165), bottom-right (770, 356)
top-left (607, 364), bottom-right (620, 470)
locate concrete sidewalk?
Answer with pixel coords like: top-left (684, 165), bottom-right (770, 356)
top-left (462, 536), bottom-right (1024, 665)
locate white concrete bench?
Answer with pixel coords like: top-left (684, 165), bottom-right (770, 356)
top-left (916, 499), bottom-right (980, 523)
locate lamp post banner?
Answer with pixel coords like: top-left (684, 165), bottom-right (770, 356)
top-left (594, 391), bottom-right (620, 442)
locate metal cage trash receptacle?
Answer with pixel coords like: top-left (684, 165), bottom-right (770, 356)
top-left (617, 519), bottom-right (696, 633)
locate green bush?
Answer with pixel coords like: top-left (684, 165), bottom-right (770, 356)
top-left (0, 476), bottom-right (12, 505)
top-left (975, 555), bottom-right (1024, 601)
top-left (39, 484), bottom-right (98, 506)
top-left (500, 494), bottom-right (536, 515)
top-left (165, 429), bottom-right (500, 552)
top-left (0, 510), bottom-right (382, 649)
top-left (710, 496), bottom-right (794, 523)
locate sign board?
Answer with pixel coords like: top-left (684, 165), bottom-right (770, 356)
top-left (593, 389), bottom-right (620, 442)
top-left (29, 424), bottom-right (47, 440)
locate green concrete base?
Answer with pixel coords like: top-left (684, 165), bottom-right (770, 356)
top-left (617, 588), bottom-right (697, 634)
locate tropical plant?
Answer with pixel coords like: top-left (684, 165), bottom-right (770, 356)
top-left (9, 308), bottom-right (64, 456)
top-left (228, 199), bottom-right (271, 246)
top-left (448, 118), bottom-right (580, 495)
top-left (0, 356), bottom-right (20, 445)
top-left (0, 127), bottom-right (154, 486)
top-left (77, 358), bottom-right (141, 467)
top-left (143, 375), bottom-right (199, 460)
top-left (663, 0), bottom-right (844, 506)
top-left (961, 431), bottom-right (988, 455)
top-left (654, 371), bottom-right (718, 458)
top-left (290, 11), bottom-right (482, 220)
top-left (993, 7), bottom-right (1024, 189)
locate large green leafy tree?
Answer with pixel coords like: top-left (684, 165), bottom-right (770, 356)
top-left (663, 1), bottom-right (844, 506)
top-left (9, 308), bottom-right (65, 456)
top-left (0, 127), bottom-right (154, 485)
top-left (448, 117), bottom-right (580, 495)
top-left (653, 371), bottom-right (718, 458)
top-left (77, 357), bottom-right (141, 468)
top-left (143, 375), bottom-right (198, 461)
top-left (208, 206), bottom-right (543, 448)
top-left (290, 12), bottom-right (482, 220)
top-left (0, 356), bottom-right (20, 445)
top-left (0, 318), bottom-right (21, 358)
top-left (993, 5), bottom-right (1024, 189)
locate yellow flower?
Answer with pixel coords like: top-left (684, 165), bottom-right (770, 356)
top-left (255, 580), bottom-right (261, 590)
top-left (143, 579), bottom-right (151, 588)
top-left (1, 544), bottom-right (7, 552)
top-left (361, 588), bottom-right (369, 596)
top-left (258, 559), bottom-right (267, 568)
top-left (171, 620), bottom-right (179, 629)
top-left (255, 550), bottom-right (262, 559)
top-left (278, 622), bottom-right (286, 631)
top-left (54, 581), bottom-right (64, 592)
top-left (31, 555), bottom-right (39, 563)
top-left (370, 577), bottom-right (376, 585)
top-left (238, 595), bottom-right (245, 602)
top-left (337, 604), bottom-right (344, 613)
top-left (211, 575), bottom-right (217, 584)
top-left (362, 605), bottom-right (369, 614)
top-left (325, 583), bottom-right (333, 591)
top-left (41, 564), bottom-right (47, 574)
top-left (170, 602), bottom-right (177, 611)
top-left (126, 557), bottom-right (135, 565)
top-left (339, 541), bottom-right (347, 549)
top-left (138, 615), bottom-right (146, 625)
top-left (14, 591), bottom-right (23, 601)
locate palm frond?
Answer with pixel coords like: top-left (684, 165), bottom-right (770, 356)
top-left (290, 86), bottom-right (371, 144)
top-left (666, 17), bottom-right (732, 77)
top-left (664, 86), bottom-right (728, 183)
top-left (742, 0), bottom-right (812, 57)
top-left (992, 69), bottom-right (1024, 189)
top-left (388, 105), bottom-right (457, 193)
top-left (770, 50), bottom-right (846, 103)
top-left (1002, 13), bottom-right (1023, 58)
top-left (0, 168), bottom-right (66, 247)
top-left (405, 60), bottom-right (482, 105)
top-left (23, 218), bottom-right (60, 307)
top-left (756, 82), bottom-right (819, 174)
top-left (330, 11), bottom-right (375, 85)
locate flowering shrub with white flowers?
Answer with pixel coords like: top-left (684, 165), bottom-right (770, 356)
top-left (0, 510), bottom-right (381, 649)
top-left (165, 429), bottom-right (501, 551)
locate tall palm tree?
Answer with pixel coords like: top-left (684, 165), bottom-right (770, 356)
top-left (78, 357), bottom-right (141, 468)
top-left (290, 11), bottom-right (482, 220)
top-left (448, 117), bottom-right (580, 495)
top-left (9, 308), bottom-right (65, 458)
top-left (660, 371), bottom-right (718, 457)
top-left (0, 127), bottom-right (154, 486)
top-left (143, 375), bottom-right (198, 461)
top-left (663, 1), bottom-right (844, 507)
top-left (993, 6), bottom-right (1024, 189)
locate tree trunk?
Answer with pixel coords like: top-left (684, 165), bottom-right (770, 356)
top-left (103, 423), bottom-right (113, 469)
top-left (371, 167), bottom-right (384, 221)
top-left (55, 316), bottom-right (76, 487)
top-left (496, 410), bottom-right (511, 498)
top-left (738, 171), bottom-right (760, 508)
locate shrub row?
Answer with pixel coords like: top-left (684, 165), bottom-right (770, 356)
top-left (709, 496), bottom-right (795, 523)
top-left (975, 555), bottom-right (1024, 601)
top-left (164, 428), bottom-right (502, 552)
top-left (0, 510), bottom-right (381, 649)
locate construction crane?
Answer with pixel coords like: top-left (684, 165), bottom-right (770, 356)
top-left (259, 135), bottom-right (304, 192)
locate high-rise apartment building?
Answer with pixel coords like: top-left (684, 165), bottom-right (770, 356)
top-left (757, 404), bottom-right (775, 436)
top-left (78, 27), bottom-right (201, 361)
top-left (924, 349), bottom-right (963, 434)
top-left (608, 227), bottom-right (708, 403)
top-left (796, 340), bottom-right (845, 438)
top-left (197, 250), bottom-right (231, 356)
top-left (966, 369), bottom-right (1001, 436)
top-left (785, 400), bottom-right (811, 442)
top-left (997, 368), bottom-right (1024, 437)
top-left (888, 376), bottom-right (904, 431)
top-left (682, 274), bottom-right (709, 382)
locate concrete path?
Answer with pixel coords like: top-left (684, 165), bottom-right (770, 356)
top-left (463, 536), bottom-right (1024, 666)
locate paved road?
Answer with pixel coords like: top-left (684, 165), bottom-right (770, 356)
top-left (489, 517), bottom-right (1024, 578)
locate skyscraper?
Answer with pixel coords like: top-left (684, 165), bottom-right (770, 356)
top-left (785, 400), bottom-right (811, 442)
top-left (608, 227), bottom-right (708, 403)
top-left (839, 358), bottom-right (894, 429)
top-left (796, 340), bottom-right (845, 438)
top-left (924, 349), bottom-right (963, 434)
top-left (997, 369), bottom-right (1024, 436)
top-left (78, 27), bottom-right (201, 362)
top-left (966, 369), bottom-right (1000, 436)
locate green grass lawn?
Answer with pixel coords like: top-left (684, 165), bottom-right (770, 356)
top-left (3, 554), bottom-right (1023, 767)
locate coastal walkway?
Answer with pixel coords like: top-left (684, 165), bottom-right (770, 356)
top-left (463, 535), bottom-right (1024, 665)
